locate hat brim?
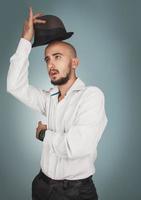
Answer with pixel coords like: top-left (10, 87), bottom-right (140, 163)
top-left (32, 32), bottom-right (74, 48)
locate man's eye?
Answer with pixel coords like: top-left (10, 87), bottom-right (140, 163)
top-left (45, 59), bottom-right (49, 63)
top-left (55, 55), bottom-right (61, 60)
top-left (44, 58), bottom-right (48, 63)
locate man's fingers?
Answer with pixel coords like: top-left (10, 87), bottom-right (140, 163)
top-left (36, 125), bottom-right (47, 130)
top-left (37, 121), bottom-right (47, 132)
top-left (33, 13), bottom-right (44, 20)
top-left (36, 126), bottom-right (47, 134)
top-left (28, 6), bottom-right (33, 20)
top-left (33, 19), bottom-right (46, 24)
top-left (27, 7), bottom-right (46, 27)
top-left (27, 6), bottom-right (33, 27)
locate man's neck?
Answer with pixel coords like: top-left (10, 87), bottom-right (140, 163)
top-left (58, 76), bottom-right (78, 97)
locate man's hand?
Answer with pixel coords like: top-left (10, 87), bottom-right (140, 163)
top-left (21, 6), bottom-right (46, 42)
top-left (36, 121), bottom-right (47, 141)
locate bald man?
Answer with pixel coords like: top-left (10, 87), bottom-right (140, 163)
top-left (7, 7), bottom-right (108, 200)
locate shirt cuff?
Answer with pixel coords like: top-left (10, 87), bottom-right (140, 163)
top-left (15, 38), bottom-right (32, 57)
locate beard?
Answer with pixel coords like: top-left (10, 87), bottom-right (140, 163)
top-left (50, 69), bottom-right (71, 86)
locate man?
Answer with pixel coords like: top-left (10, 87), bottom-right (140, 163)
top-left (7, 7), bottom-right (108, 200)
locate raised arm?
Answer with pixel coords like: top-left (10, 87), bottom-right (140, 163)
top-left (7, 7), bottom-right (48, 116)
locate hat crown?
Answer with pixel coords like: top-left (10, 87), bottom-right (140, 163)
top-left (34, 15), bottom-right (66, 31)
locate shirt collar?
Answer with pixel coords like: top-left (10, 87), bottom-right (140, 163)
top-left (50, 77), bottom-right (86, 96)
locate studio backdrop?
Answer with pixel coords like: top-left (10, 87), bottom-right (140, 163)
top-left (0, 0), bottom-right (141, 199)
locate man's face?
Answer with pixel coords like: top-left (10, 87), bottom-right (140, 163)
top-left (44, 42), bottom-right (74, 86)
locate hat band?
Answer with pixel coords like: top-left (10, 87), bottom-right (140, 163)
top-left (35, 28), bottom-right (67, 37)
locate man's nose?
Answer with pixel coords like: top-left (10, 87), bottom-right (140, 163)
top-left (48, 63), bottom-right (57, 75)
top-left (48, 60), bottom-right (55, 69)
top-left (48, 61), bottom-right (55, 71)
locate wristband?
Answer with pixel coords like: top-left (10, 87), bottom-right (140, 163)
top-left (38, 129), bottom-right (46, 141)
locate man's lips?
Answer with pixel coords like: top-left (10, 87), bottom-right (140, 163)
top-left (50, 71), bottom-right (58, 76)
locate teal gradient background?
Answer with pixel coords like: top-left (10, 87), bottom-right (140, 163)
top-left (1, 0), bottom-right (141, 199)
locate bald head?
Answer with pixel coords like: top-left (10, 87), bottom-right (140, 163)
top-left (45, 40), bottom-right (77, 58)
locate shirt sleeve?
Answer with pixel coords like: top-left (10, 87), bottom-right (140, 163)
top-left (7, 38), bottom-right (49, 116)
top-left (44, 87), bottom-right (108, 159)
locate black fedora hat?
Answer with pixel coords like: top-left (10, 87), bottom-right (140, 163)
top-left (32, 15), bottom-right (74, 47)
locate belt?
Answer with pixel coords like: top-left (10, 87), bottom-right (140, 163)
top-left (39, 169), bottom-right (93, 188)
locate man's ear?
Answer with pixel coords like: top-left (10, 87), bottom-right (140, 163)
top-left (72, 57), bottom-right (79, 69)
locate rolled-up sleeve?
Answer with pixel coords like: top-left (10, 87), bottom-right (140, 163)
top-left (44, 87), bottom-right (108, 159)
top-left (7, 38), bottom-right (48, 116)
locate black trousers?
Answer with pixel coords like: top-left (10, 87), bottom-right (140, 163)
top-left (32, 169), bottom-right (98, 200)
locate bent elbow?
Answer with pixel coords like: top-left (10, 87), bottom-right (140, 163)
top-left (7, 82), bottom-right (12, 93)
top-left (6, 80), bottom-right (16, 94)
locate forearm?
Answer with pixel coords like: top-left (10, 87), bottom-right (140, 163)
top-left (44, 117), bottom-right (108, 160)
top-left (7, 38), bottom-right (47, 116)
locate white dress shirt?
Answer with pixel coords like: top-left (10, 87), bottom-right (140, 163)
top-left (7, 38), bottom-right (108, 180)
